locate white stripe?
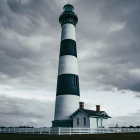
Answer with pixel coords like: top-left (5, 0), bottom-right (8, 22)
top-left (54, 95), bottom-right (80, 120)
top-left (61, 24), bottom-right (76, 41)
top-left (58, 55), bottom-right (78, 75)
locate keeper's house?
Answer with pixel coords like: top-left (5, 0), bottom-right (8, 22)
top-left (70, 102), bottom-right (111, 128)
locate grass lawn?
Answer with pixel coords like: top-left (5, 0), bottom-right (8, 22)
top-left (0, 133), bottom-right (140, 140)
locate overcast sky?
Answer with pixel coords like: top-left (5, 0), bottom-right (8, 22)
top-left (0, 0), bottom-right (140, 127)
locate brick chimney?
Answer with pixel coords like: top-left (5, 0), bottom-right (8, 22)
top-left (79, 102), bottom-right (84, 109)
top-left (96, 105), bottom-right (100, 112)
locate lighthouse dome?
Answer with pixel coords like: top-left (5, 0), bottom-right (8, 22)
top-left (63, 4), bottom-right (74, 11)
top-left (59, 4), bottom-right (78, 26)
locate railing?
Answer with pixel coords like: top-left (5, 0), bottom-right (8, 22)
top-left (0, 127), bottom-right (140, 135)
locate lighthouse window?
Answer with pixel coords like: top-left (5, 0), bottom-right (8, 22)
top-left (74, 75), bottom-right (78, 87)
top-left (76, 76), bottom-right (78, 86)
top-left (73, 43), bottom-right (76, 52)
top-left (77, 118), bottom-right (79, 125)
top-left (84, 117), bottom-right (86, 125)
top-left (69, 18), bottom-right (72, 22)
top-left (74, 75), bottom-right (76, 86)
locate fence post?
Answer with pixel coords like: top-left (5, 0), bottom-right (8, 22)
top-left (69, 127), bottom-right (71, 135)
top-left (114, 128), bottom-right (116, 133)
top-left (58, 127), bottom-right (60, 135)
top-left (49, 128), bottom-right (50, 135)
top-left (40, 128), bottom-right (42, 134)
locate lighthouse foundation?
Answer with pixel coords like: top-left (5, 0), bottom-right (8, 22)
top-left (52, 120), bottom-right (73, 127)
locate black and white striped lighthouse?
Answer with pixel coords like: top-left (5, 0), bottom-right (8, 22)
top-left (52, 4), bottom-right (80, 127)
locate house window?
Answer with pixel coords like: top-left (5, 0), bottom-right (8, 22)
top-left (77, 118), bottom-right (79, 125)
top-left (84, 117), bottom-right (86, 126)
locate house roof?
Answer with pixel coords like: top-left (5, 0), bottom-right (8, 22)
top-left (70, 108), bottom-right (111, 118)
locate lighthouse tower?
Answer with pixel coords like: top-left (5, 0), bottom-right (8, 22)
top-left (52, 4), bottom-right (80, 127)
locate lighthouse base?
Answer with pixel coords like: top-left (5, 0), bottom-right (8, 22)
top-left (52, 119), bottom-right (73, 127)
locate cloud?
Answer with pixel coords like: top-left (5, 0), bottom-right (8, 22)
top-left (75, 0), bottom-right (140, 92)
top-left (109, 115), bottom-right (140, 127)
top-left (0, 0), bottom-right (140, 93)
top-left (0, 0), bottom-right (140, 127)
top-left (131, 110), bottom-right (140, 116)
top-left (0, 0), bottom-right (61, 92)
top-left (0, 94), bottom-right (54, 127)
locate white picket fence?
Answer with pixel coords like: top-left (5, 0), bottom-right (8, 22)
top-left (0, 127), bottom-right (140, 135)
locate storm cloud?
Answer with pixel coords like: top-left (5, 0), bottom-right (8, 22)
top-left (0, 0), bottom-right (140, 127)
top-left (0, 0), bottom-right (140, 92)
top-left (76, 0), bottom-right (140, 92)
top-left (0, 94), bottom-right (54, 127)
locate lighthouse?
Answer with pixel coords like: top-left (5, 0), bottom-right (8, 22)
top-left (52, 4), bottom-right (80, 127)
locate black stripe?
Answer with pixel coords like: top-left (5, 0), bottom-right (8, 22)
top-left (60, 39), bottom-right (77, 57)
top-left (56, 74), bottom-right (80, 96)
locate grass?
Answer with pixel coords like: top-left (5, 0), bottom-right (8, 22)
top-left (0, 133), bottom-right (140, 140)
